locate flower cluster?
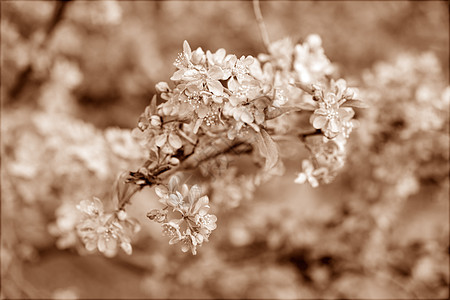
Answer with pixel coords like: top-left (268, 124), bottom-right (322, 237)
top-left (308, 79), bottom-right (358, 139)
top-left (75, 37), bottom-right (363, 255)
top-left (291, 78), bottom-right (366, 187)
top-left (147, 176), bottom-right (217, 255)
top-left (133, 37), bottom-right (339, 162)
top-left (295, 137), bottom-right (346, 187)
top-left (76, 197), bottom-right (140, 257)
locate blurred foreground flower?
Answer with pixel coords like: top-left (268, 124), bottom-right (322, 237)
top-left (76, 197), bottom-right (140, 257)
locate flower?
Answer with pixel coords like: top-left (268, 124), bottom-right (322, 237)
top-left (294, 159), bottom-right (321, 188)
top-left (230, 55), bottom-right (255, 83)
top-left (309, 79), bottom-right (356, 138)
top-left (294, 34), bottom-right (334, 83)
top-left (259, 37), bottom-right (294, 71)
top-left (150, 175), bottom-right (217, 255)
top-left (154, 129), bottom-right (183, 154)
top-left (171, 41), bottom-right (225, 97)
top-left (76, 197), bottom-right (140, 257)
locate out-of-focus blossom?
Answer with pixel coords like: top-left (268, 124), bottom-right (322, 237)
top-left (294, 159), bottom-right (320, 188)
top-left (294, 34), bottom-right (334, 83)
top-left (76, 197), bottom-right (140, 257)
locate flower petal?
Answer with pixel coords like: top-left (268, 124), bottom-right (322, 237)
top-left (168, 194), bottom-right (180, 207)
top-left (155, 133), bottom-right (167, 147)
top-left (193, 195), bottom-right (209, 215)
top-left (170, 69), bottom-right (184, 81)
top-left (168, 132), bottom-right (182, 149)
top-left (188, 185), bottom-right (202, 205)
top-left (208, 66), bottom-right (224, 80)
top-left (228, 77), bottom-right (240, 92)
top-left (294, 173), bottom-right (307, 184)
top-left (207, 80), bottom-right (223, 96)
top-left (312, 115), bottom-right (327, 129)
top-left (240, 109), bottom-right (254, 124)
top-left (168, 176), bottom-right (180, 192)
top-left (120, 242), bottom-right (132, 255)
top-left (193, 118), bottom-right (203, 134)
top-left (329, 119), bottom-right (340, 133)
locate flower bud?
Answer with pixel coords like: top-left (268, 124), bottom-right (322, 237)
top-left (117, 210), bottom-right (127, 221)
top-left (169, 157), bottom-right (180, 165)
top-left (155, 82), bottom-right (170, 93)
top-left (150, 115), bottom-right (162, 127)
top-left (306, 34), bottom-right (322, 51)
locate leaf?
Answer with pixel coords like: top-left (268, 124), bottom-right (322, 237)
top-left (149, 95), bottom-right (157, 115)
top-left (265, 106), bottom-right (302, 120)
top-left (341, 99), bottom-right (369, 108)
top-left (252, 96), bottom-right (271, 110)
top-left (292, 81), bottom-right (314, 94)
top-left (183, 40), bottom-right (192, 59)
top-left (297, 102), bottom-right (317, 111)
top-left (253, 129), bottom-right (279, 171)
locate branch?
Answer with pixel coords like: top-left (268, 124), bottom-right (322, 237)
top-left (8, 0), bottom-right (71, 100)
top-left (253, 0), bottom-right (270, 52)
top-left (126, 136), bottom-right (253, 188)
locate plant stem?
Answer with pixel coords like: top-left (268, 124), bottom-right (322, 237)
top-left (253, 0), bottom-right (270, 52)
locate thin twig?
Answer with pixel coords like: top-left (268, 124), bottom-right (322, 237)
top-left (253, 0), bottom-right (270, 52)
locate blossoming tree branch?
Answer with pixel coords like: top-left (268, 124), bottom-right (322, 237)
top-left (75, 11), bottom-right (367, 256)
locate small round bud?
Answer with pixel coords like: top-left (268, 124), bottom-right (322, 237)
top-left (306, 34), bottom-right (322, 50)
top-left (117, 210), bottom-right (127, 221)
top-left (150, 115), bottom-right (162, 127)
top-left (137, 121), bottom-right (148, 131)
top-left (155, 82), bottom-right (170, 93)
top-left (169, 157), bottom-right (180, 165)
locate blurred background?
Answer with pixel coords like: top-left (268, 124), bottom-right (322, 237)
top-left (1, 1), bottom-right (449, 299)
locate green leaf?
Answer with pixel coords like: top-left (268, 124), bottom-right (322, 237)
top-left (254, 129), bottom-right (279, 171)
top-left (341, 99), bottom-right (369, 108)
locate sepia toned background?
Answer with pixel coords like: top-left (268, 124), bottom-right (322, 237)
top-left (1, 1), bottom-right (449, 299)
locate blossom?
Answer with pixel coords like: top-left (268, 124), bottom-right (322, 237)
top-left (259, 37), bottom-right (294, 71)
top-left (229, 55), bottom-right (255, 83)
top-left (154, 129), bottom-right (183, 154)
top-left (294, 34), bottom-right (334, 83)
top-left (294, 159), bottom-right (321, 188)
top-left (309, 79), bottom-right (356, 138)
top-left (150, 175), bottom-right (217, 255)
top-left (171, 41), bottom-right (225, 97)
top-left (76, 197), bottom-right (140, 257)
